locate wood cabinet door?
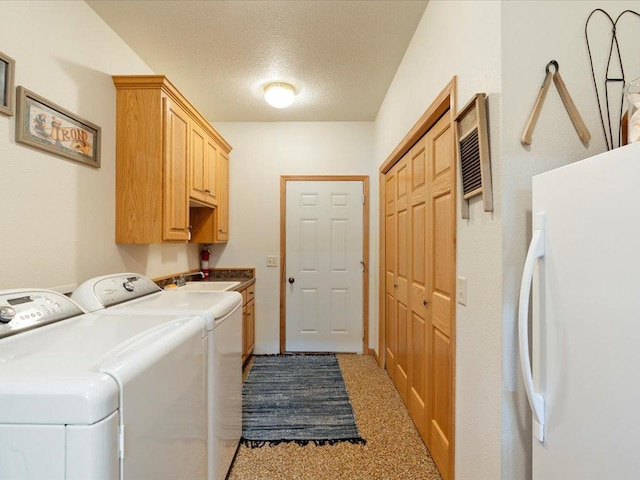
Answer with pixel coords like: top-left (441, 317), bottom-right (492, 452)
top-left (204, 137), bottom-right (218, 206)
top-left (242, 302), bottom-right (248, 363)
top-left (246, 298), bottom-right (255, 356)
top-left (190, 123), bottom-right (206, 203)
top-left (214, 150), bottom-right (229, 242)
top-left (163, 97), bottom-right (190, 241)
top-left (242, 296), bottom-right (255, 362)
top-left (190, 123), bottom-right (218, 208)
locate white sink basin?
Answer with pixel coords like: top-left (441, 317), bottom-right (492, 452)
top-left (183, 281), bottom-right (241, 291)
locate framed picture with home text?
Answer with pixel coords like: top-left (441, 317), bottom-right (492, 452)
top-left (0, 51), bottom-right (15, 116)
top-left (15, 86), bottom-right (101, 167)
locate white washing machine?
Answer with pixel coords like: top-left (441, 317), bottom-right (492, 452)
top-left (72, 273), bottom-right (243, 480)
top-left (0, 288), bottom-right (207, 480)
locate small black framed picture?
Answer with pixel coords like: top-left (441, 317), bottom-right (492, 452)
top-left (0, 51), bottom-right (15, 116)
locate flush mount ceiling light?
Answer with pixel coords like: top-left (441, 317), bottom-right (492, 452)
top-left (264, 83), bottom-right (296, 109)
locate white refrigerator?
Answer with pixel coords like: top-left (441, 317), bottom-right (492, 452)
top-left (518, 142), bottom-right (640, 479)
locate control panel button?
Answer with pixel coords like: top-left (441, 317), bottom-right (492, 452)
top-left (123, 281), bottom-right (135, 292)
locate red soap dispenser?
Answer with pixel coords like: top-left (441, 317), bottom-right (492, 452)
top-left (200, 245), bottom-right (210, 279)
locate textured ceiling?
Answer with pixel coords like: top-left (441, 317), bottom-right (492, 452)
top-left (87, 0), bottom-right (428, 122)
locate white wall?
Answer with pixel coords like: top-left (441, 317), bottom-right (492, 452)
top-left (374, 1), bottom-right (503, 479)
top-left (0, 1), bottom-right (200, 292)
top-left (500, 2), bottom-right (640, 479)
top-left (210, 122), bottom-right (374, 354)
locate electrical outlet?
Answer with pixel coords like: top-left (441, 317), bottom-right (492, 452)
top-left (266, 255), bottom-right (278, 267)
top-left (457, 277), bottom-right (467, 305)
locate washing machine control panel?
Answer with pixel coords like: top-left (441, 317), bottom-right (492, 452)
top-left (0, 290), bottom-right (84, 339)
top-left (92, 275), bottom-right (161, 308)
top-left (70, 273), bottom-right (163, 311)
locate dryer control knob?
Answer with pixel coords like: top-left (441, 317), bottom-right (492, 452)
top-left (123, 281), bottom-right (135, 292)
top-left (0, 306), bottom-right (16, 323)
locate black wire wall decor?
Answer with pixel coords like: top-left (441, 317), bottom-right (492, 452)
top-left (585, 8), bottom-right (640, 150)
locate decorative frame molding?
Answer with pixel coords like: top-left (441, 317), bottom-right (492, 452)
top-left (0, 51), bottom-right (15, 117)
top-left (15, 86), bottom-right (101, 167)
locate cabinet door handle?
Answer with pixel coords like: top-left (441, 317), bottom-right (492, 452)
top-left (288, 277), bottom-right (295, 284)
top-left (423, 299), bottom-right (428, 306)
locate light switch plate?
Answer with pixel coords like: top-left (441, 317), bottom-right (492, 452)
top-left (266, 255), bottom-right (278, 267)
top-left (457, 277), bottom-right (467, 305)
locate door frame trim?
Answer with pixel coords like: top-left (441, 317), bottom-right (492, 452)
top-left (280, 175), bottom-right (370, 354)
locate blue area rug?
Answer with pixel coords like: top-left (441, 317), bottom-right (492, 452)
top-left (241, 355), bottom-right (366, 447)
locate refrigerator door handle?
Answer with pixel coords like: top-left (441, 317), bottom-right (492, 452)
top-left (518, 213), bottom-right (546, 442)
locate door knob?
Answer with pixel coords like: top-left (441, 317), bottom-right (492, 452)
top-left (288, 277), bottom-right (295, 284)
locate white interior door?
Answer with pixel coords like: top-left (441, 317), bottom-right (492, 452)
top-left (285, 180), bottom-right (363, 353)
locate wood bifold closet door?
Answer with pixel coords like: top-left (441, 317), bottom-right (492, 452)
top-left (384, 112), bottom-right (455, 480)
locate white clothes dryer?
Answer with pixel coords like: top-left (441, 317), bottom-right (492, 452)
top-left (0, 288), bottom-right (207, 480)
top-left (72, 273), bottom-right (243, 480)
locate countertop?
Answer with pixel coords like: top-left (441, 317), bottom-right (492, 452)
top-left (155, 268), bottom-right (255, 291)
top-left (200, 276), bottom-right (255, 292)
top-left (203, 268), bottom-right (255, 292)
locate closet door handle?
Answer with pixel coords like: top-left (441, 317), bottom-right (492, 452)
top-left (288, 277), bottom-right (295, 284)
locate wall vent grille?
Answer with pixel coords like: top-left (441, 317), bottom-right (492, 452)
top-left (455, 93), bottom-right (493, 219)
top-left (460, 129), bottom-right (482, 196)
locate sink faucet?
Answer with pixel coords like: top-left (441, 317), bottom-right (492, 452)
top-left (177, 271), bottom-right (205, 286)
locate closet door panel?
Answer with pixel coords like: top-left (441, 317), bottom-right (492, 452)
top-left (427, 115), bottom-right (455, 480)
top-left (385, 171), bottom-right (397, 375)
top-left (410, 203), bottom-right (426, 309)
top-left (385, 211), bottom-right (396, 296)
top-left (430, 327), bottom-right (451, 475)
top-left (394, 159), bottom-right (409, 402)
top-left (409, 138), bottom-right (428, 440)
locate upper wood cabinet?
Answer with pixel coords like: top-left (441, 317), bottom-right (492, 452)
top-left (113, 75), bottom-right (231, 244)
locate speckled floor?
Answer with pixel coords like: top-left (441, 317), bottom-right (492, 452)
top-left (228, 354), bottom-right (443, 480)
